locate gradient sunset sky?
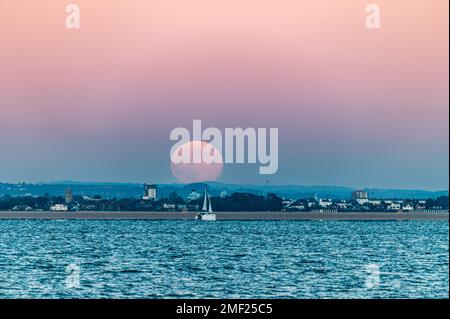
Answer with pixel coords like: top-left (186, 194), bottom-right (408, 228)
top-left (0, 0), bottom-right (448, 189)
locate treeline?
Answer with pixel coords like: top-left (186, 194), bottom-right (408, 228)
top-left (424, 196), bottom-right (449, 210)
top-left (0, 193), bottom-right (448, 212)
top-left (192, 193), bottom-right (284, 212)
top-left (0, 192), bottom-right (285, 212)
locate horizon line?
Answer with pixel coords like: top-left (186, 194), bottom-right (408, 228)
top-left (0, 180), bottom-right (448, 193)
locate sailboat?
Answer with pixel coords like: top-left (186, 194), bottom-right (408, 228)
top-left (195, 187), bottom-right (217, 221)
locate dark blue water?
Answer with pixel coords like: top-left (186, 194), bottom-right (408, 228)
top-left (0, 220), bottom-right (447, 298)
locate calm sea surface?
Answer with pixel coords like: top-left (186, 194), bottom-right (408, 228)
top-left (0, 220), bottom-right (448, 298)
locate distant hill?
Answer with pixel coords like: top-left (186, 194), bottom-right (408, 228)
top-left (0, 181), bottom-right (447, 200)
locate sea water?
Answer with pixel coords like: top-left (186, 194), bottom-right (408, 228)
top-left (0, 220), bottom-right (447, 298)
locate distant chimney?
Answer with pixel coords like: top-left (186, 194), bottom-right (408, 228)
top-left (65, 187), bottom-right (73, 204)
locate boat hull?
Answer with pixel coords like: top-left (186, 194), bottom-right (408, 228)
top-left (195, 213), bottom-right (217, 221)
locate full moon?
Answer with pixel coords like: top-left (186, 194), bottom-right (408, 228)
top-left (170, 140), bottom-right (224, 183)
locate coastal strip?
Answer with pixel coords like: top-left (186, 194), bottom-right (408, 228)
top-left (0, 211), bottom-right (448, 220)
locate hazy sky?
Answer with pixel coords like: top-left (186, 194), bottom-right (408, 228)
top-left (0, 0), bottom-right (448, 189)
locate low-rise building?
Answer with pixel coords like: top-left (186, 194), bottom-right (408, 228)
top-left (387, 202), bottom-right (401, 211)
top-left (402, 203), bottom-right (414, 211)
top-left (163, 203), bottom-right (176, 209)
top-left (281, 198), bottom-right (294, 208)
top-left (50, 204), bottom-right (68, 212)
top-left (12, 205), bottom-right (33, 211)
top-left (335, 201), bottom-right (351, 210)
top-left (319, 199), bottom-right (333, 208)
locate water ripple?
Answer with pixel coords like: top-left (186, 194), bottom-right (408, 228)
top-left (0, 220), bottom-right (447, 298)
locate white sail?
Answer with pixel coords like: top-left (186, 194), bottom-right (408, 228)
top-left (202, 187), bottom-right (208, 211)
top-left (208, 194), bottom-right (213, 213)
top-left (195, 187), bottom-right (216, 221)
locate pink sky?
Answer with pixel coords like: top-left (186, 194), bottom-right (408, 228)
top-left (0, 1), bottom-right (448, 188)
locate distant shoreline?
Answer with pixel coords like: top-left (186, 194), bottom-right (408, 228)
top-left (0, 211), bottom-right (448, 220)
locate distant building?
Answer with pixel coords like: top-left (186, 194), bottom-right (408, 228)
top-left (143, 183), bottom-right (157, 200)
top-left (287, 199), bottom-right (305, 211)
top-left (387, 202), bottom-right (401, 211)
top-left (402, 203), bottom-right (414, 212)
top-left (335, 200), bottom-right (351, 210)
top-left (50, 204), bottom-right (68, 212)
top-left (163, 203), bottom-right (176, 210)
top-left (306, 199), bottom-right (317, 208)
top-left (416, 202), bottom-right (426, 211)
top-left (12, 205), bottom-right (33, 211)
top-left (281, 198), bottom-right (294, 209)
top-left (352, 190), bottom-right (369, 204)
top-left (319, 198), bottom-right (333, 208)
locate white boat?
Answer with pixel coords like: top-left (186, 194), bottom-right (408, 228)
top-left (195, 188), bottom-right (216, 221)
